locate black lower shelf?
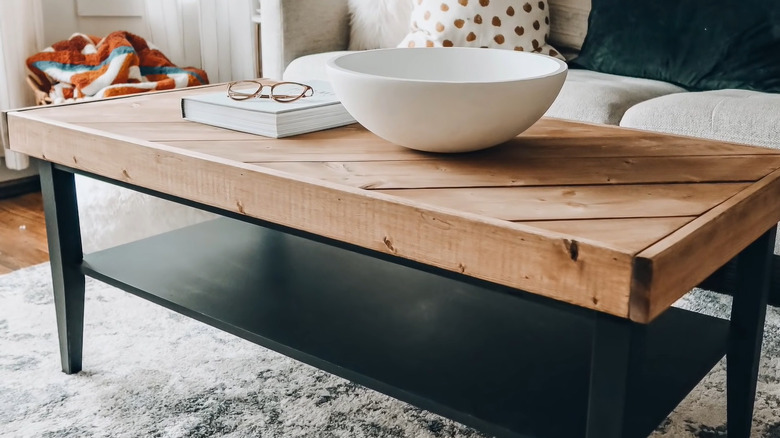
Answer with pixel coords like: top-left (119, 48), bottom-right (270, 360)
top-left (81, 218), bottom-right (730, 438)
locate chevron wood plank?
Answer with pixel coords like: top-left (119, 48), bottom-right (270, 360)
top-left (515, 120), bottom-right (780, 157)
top-left (77, 122), bottom-right (264, 141)
top-left (376, 183), bottom-right (750, 221)
top-left (632, 169), bottom-right (780, 321)
top-left (20, 84), bottom-right (223, 123)
top-left (257, 155), bottom-right (780, 189)
top-left (519, 217), bottom-right (695, 253)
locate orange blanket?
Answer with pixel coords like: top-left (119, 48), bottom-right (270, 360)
top-left (27, 31), bottom-right (209, 103)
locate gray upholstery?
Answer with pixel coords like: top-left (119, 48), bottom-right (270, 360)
top-left (283, 51), bottom-right (351, 82)
top-left (544, 69), bottom-right (687, 125)
top-left (260, 0), bottom-right (350, 81)
top-left (620, 89), bottom-right (780, 149)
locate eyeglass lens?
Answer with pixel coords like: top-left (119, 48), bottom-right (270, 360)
top-left (227, 81), bottom-right (264, 100)
top-left (270, 83), bottom-right (313, 102)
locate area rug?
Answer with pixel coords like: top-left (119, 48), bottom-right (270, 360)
top-left (1, 263), bottom-right (779, 438)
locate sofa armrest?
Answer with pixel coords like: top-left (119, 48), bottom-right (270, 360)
top-left (260, 0), bottom-right (350, 80)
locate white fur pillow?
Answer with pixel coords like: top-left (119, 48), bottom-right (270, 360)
top-left (347, 0), bottom-right (414, 50)
top-left (400, 0), bottom-right (563, 60)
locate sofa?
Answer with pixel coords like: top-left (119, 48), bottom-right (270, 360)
top-left (260, 0), bottom-right (779, 147)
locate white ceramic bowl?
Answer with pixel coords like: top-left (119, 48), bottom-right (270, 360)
top-left (326, 47), bottom-right (567, 153)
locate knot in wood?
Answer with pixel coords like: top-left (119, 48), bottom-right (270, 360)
top-left (564, 239), bottom-right (579, 262)
top-left (383, 236), bottom-right (397, 253)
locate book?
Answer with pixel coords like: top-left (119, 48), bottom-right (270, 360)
top-left (181, 80), bottom-right (355, 138)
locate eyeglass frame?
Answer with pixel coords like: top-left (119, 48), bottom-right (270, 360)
top-left (226, 80), bottom-right (314, 103)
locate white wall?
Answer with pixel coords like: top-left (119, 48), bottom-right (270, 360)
top-left (41, 0), bottom-right (148, 47)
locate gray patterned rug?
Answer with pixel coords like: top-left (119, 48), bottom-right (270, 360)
top-left (1, 263), bottom-right (779, 438)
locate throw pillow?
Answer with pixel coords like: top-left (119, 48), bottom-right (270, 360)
top-left (399, 0), bottom-right (564, 60)
top-left (573, 0), bottom-right (780, 93)
top-left (347, 0), bottom-right (414, 50)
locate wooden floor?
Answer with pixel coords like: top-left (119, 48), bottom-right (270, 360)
top-left (0, 191), bottom-right (49, 274)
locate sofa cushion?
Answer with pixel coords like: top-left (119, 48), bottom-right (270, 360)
top-left (347, 0), bottom-right (413, 50)
top-left (283, 51), bottom-right (353, 83)
top-left (573, 0), bottom-right (780, 93)
top-left (399, 0), bottom-right (563, 59)
top-left (620, 89), bottom-right (780, 149)
top-left (544, 69), bottom-right (686, 125)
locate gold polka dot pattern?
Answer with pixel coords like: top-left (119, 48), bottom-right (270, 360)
top-left (399, 0), bottom-right (563, 60)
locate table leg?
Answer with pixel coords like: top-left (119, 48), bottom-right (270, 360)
top-left (585, 313), bottom-right (645, 438)
top-left (727, 227), bottom-right (775, 438)
top-left (39, 163), bottom-right (85, 374)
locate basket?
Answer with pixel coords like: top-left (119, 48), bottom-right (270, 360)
top-left (25, 75), bottom-right (52, 106)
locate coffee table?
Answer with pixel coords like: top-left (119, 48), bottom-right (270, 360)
top-left (7, 84), bottom-right (780, 438)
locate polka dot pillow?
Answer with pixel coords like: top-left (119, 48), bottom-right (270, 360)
top-left (399, 0), bottom-right (564, 60)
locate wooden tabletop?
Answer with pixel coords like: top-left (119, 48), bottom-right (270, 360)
top-left (8, 84), bottom-right (780, 323)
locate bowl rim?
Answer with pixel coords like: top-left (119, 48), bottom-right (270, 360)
top-left (325, 47), bottom-right (568, 85)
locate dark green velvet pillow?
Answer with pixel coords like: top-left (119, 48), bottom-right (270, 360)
top-left (573, 0), bottom-right (780, 93)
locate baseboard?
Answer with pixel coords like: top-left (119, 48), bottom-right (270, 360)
top-left (0, 175), bottom-right (41, 199)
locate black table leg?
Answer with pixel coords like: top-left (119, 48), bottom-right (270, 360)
top-left (727, 227), bottom-right (776, 438)
top-left (39, 163), bottom-right (85, 374)
top-left (585, 313), bottom-right (645, 438)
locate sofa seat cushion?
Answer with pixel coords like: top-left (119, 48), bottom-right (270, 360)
top-left (283, 51), bottom-right (352, 83)
top-left (620, 89), bottom-right (780, 149)
top-left (544, 69), bottom-right (686, 125)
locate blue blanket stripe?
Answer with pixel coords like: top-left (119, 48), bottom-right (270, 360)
top-left (139, 66), bottom-right (207, 85)
top-left (31, 45), bottom-right (136, 75)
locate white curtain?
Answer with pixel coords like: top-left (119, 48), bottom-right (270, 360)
top-left (144, 0), bottom-right (202, 68)
top-left (144, 0), bottom-right (257, 84)
top-left (0, 0), bottom-right (44, 170)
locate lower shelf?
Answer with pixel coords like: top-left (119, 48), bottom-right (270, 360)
top-left (82, 218), bottom-right (730, 438)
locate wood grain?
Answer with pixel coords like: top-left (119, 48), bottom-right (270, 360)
top-left (8, 86), bottom-right (780, 322)
top-left (631, 169), bottom-right (780, 322)
top-left (376, 184), bottom-right (748, 221)
top-left (22, 84), bottom-right (223, 123)
top-left (517, 120), bottom-right (780, 157)
top-left (258, 156), bottom-right (780, 188)
top-left (520, 217), bottom-right (694, 253)
top-left (0, 192), bottom-right (49, 274)
top-left (166, 131), bottom-right (419, 163)
top-left (76, 122), bottom-right (264, 142)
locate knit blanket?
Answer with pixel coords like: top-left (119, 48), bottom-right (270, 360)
top-left (26, 31), bottom-right (209, 104)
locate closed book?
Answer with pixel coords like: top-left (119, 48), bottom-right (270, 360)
top-left (181, 80), bottom-right (356, 138)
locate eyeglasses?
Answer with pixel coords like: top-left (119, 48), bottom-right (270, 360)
top-left (227, 80), bottom-right (314, 103)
